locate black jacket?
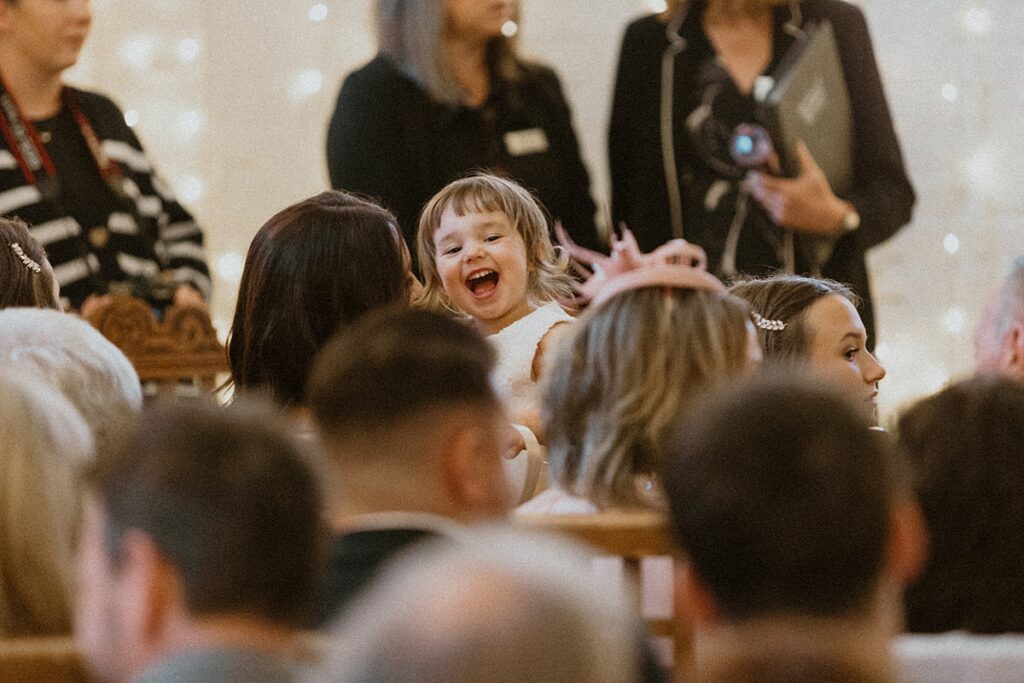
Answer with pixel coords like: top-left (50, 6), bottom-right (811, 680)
top-left (326, 54), bottom-right (600, 263)
top-left (609, 0), bottom-right (915, 342)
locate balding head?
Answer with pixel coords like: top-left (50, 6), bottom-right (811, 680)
top-left (975, 257), bottom-right (1024, 379)
top-left (317, 528), bottom-right (639, 683)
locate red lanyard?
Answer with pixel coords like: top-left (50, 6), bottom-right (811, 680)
top-left (0, 75), bottom-right (125, 194)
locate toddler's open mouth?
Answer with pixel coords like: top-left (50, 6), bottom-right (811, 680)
top-left (466, 269), bottom-right (499, 296)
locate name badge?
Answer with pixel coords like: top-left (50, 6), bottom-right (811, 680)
top-left (503, 128), bottom-right (549, 157)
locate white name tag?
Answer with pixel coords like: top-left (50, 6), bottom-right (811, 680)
top-left (503, 128), bottom-right (549, 157)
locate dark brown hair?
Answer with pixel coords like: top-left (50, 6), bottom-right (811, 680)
top-left (899, 376), bottom-right (1024, 633)
top-left (227, 190), bottom-right (410, 407)
top-left (729, 274), bottom-right (857, 359)
top-left (0, 218), bottom-right (60, 310)
top-left (663, 372), bottom-right (900, 621)
top-left (308, 307), bottom-right (497, 440)
top-left (82, 399), bottom-right (325, 627)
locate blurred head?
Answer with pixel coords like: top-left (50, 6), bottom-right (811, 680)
top-left (0, 218), bottom-right (60, 310)
top-left (376, 0), bottom-right (520, 105)
top-left (898, 376), bottom-right (1024, 633)
top-left (417, 173), bottom-right (572, 325)
top-left (545, 287), bottom-right (755, 509)
top-left (76, 399), bottom-right (325, 683)
top-left (0, 0), bottom-right (92, 77)
top-left (730, 274), bottom-right (885, 422)
top-left (974, 256), bottom-right (1024, 379)
top-left (0, 371), bottom-right (92, 637)
top-left (663, 373), bottom-right (922, 627)
top-left (318, 527), bottom-right (638, 683)
top-left (308, 308), bottom-right (511, 521)
top-left (227, 190), bottom-right (414, 408)
top-left (0, 308), bottom-right (142, 456)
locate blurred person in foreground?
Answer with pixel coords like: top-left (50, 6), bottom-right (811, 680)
top-left (662, 372), bottom-right (925, 682)
top-left (306, 307), bottom-right (512, 625)
top-left (75, 400), bottom-right (325, 683)
top-left (314, 527), bottom-right (640, 683)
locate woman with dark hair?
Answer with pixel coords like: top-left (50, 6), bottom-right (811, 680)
top-left (898, 376), bottom-right (1024, 634)
top-left (609, 0), bottom-right (915, 345)
top-left (0, 216), bottom-right (60, 309)
top-left (326, 0), bottom-right (599, 263)
top-left (226, 190), bottom-right (418, 409)
top-left (730, 273), bottom-right (884, 424)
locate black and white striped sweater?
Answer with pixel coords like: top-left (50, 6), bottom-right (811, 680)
top-left (0, 87), bottom-right (210, 309)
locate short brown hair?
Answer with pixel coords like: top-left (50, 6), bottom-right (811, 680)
top-left (82, 399), bottom-right (325, 627)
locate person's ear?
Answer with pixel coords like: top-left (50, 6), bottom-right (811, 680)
top-left (886, 498), bottom-right (928, 586)
top-left (441, 421), bottom-right (508, 518)
top-left (1005, 321), bottom-right (1024, 378)
top-left (116, 530), bottom-right (179, 647)
top-left (674, 559), bottom-right (720, 628)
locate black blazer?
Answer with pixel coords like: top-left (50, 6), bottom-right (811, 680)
top-left (326, 55), bottom-right (600, 263)
top-left (609, 0), bottom-right (915, 342)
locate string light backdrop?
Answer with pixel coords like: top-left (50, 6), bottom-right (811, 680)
top-left (68, 0), bottom-right (1024, 419)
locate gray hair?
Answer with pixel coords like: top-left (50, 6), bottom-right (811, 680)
top-left (0, 370), bottom-right (93, 636)
top-left (994, 256), bottom-right (1024, 337)
top-left (375, 0), bottom-right (520, 105)
top-left (0, 309), bottom-right (142, 456)
top-left (314, 526), bottom-right (639, 683)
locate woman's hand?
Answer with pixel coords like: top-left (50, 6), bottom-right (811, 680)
top-left (746, 142), bottom-right (851, 236)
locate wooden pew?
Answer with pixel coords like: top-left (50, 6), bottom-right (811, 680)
top-left (0, 637), bottom-right (89, 683)
top-left (519, 511), bottom-right (691, 681)
top-left (84, 294), bottom-right (229, 397)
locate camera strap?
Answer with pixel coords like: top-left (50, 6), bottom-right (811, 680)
top-left (0, 75), bottom-right (128, 204)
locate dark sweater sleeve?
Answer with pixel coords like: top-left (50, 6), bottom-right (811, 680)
top-left (325, 62), bottom-right (421, 242)
top-left (609, 19), bottom-right (646, 231)
top-left (533, 66), bottom-right (601, 250)
top-left (831, 2), bottom-right (915, 251)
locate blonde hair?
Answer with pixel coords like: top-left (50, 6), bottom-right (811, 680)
top-left (544, 287), bottom-right (752, 509)
top-left (375, 0), bottom-right (522, 105)
top-left (0, 371), bottom-right (93, 636)
top-left (416, 173), bottom-right (574, 313)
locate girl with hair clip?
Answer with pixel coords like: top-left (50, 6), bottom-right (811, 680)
top-left (729, 273), bottom-right (885, 425)
top-left (0, 216), bottom-right (60, 309)
top-left (326, 0), bottom-right (599, 264)
top-left (518, 231), bottom-right (761, 513)
top-left (609, 0), bottom-right (915, 349)
top-left (417, 173), bottom-right (575, 502)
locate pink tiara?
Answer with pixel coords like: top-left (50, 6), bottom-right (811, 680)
top-left (555, 224), bottom-right (725, 307)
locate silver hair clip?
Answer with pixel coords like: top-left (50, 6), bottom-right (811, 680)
top-left (752, 311), bottom-right (785, 332)
top-left (10, 243), bottom-right (41, 274)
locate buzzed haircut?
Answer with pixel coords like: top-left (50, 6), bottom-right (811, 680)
top-left (82, 399), bottom-right (325, 628)
top-left (663, 373), bottom-right (901, 621)
top-left (307, 308), bottom-right (497, 438)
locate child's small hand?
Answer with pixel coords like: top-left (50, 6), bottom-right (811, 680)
top-left (503, 422), bottom-right (527, 459)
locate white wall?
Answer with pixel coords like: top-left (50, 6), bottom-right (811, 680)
top-left (71, 0), bottom-right (1024, 419)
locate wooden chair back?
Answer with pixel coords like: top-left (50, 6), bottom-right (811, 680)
top-left (519, 511), bottom-right (691, 680)
top-left (0, 637), bottom-right (89, 682)
top-left (85, 294), bottom-right (229, 397)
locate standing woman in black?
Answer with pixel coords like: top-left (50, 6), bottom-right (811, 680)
top-left (326, 0), bottom-right (600, 264)
top-left (608, 0), bottom-right (915, 344)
